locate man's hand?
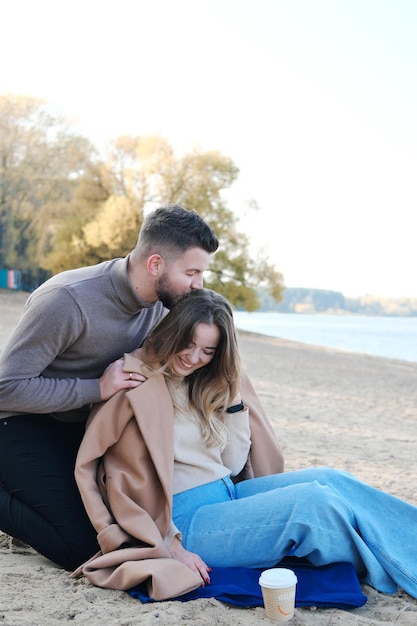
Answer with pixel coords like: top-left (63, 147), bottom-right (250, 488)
top-left (99, 358), bottom-right (147, 401)
top-left (169, 535), bottom-right (212, 585)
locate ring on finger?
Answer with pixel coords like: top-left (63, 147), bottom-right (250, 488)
top-left (129, 372), bottom-right (132, 380)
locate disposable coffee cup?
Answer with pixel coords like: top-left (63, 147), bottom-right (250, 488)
top-left (258, 568), bottom-right (297, 622)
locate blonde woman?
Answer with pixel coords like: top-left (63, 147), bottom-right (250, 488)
top-left (75, 289), bottom-right (417, 602)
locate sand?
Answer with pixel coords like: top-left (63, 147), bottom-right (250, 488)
top-left (1, 290), bottom-right (417, 625)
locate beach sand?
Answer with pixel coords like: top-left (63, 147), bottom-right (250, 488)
top-left (1, 290), bottom-right (417, 625)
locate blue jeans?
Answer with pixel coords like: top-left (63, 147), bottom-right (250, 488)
top-left (173, 467), bottom-right (417, 597)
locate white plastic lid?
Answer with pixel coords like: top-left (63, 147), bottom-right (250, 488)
top-left (258, 568), bottom-right (298, 589)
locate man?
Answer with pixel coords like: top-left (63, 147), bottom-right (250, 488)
top-left (0, 204), bottom-right (218, 570)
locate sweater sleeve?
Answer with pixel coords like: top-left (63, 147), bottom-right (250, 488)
top-left (0, 289), bottom-right (101, 415)
top-left (240, 370), bottom-right (285, 475)
top-left (221, 407), bottom-right (251, 476)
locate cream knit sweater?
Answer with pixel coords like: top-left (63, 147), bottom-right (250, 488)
top-left (167, 378), bottom-right (251, 495)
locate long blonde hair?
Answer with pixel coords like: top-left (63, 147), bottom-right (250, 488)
top-left (142, 289), bottom-right (241, 447)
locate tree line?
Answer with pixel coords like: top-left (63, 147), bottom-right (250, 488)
top-left (259, 287), bottom-right (417, 317)
top-left (0, 94), bottom-right (284, 311)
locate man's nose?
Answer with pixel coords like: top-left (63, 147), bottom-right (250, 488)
top-left (191, 275), bottom-right (204, 289)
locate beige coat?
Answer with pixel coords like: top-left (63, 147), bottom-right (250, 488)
top-left (73, 351), bottom-right (284, 600)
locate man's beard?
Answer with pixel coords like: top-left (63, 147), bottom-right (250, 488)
top-left (155, 272), bottom-right (184, 309)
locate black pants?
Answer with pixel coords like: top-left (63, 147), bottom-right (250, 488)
top-left (0, 414), bottom-right (98, 570)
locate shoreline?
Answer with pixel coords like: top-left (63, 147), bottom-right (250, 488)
top-left (238, 326), bottom-right (417, 364)
top-left (234, 310), bottom-right (417, 364)
top-left (1, 292), bottom-right (417, 624)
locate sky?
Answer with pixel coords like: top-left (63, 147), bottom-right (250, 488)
top-left (2, 0), bottom-right (417, 298)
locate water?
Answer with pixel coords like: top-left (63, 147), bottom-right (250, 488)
top-left (234, 312), bottom-right (417, 363)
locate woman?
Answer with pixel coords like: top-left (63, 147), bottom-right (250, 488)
top-left (74, 289), bottom-right (417, 602)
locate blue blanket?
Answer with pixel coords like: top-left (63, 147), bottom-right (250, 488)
top-left (128, 559), bottom-right (368, 610)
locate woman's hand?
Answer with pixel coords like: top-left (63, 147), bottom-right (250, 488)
top-left (99, 358), bottom-right (147, 401)
top-left (169, 535), bottom-right (212, 585)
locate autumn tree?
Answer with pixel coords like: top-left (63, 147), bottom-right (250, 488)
top-left (42, 135), bottom-right (284, 310)
top-left (0, 92), bottom-right (284, 309)
top-left (0, 93), bottom-right (93, 270)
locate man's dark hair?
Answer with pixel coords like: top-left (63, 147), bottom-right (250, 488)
top-left (134, 204), bottom-right (219, 260)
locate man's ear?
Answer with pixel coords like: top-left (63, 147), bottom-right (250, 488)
top-left (147, 254), bottom-right (164, 276)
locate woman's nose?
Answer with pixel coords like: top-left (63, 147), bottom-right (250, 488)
top-left (188, 348), bottom-right (201, 364)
